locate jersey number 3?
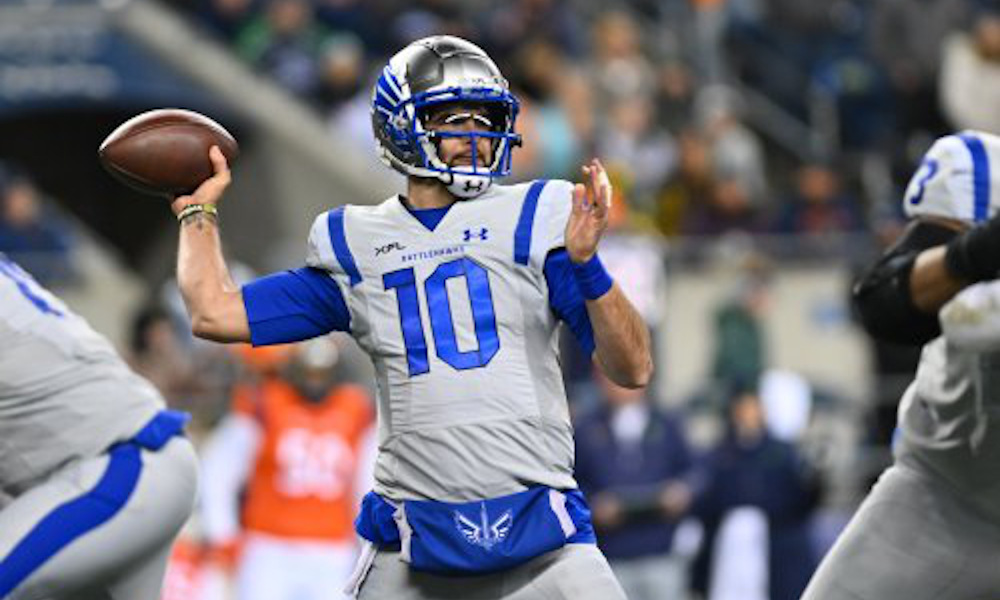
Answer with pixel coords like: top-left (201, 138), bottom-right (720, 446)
top-left (384, 257), bottom-right (499, 376)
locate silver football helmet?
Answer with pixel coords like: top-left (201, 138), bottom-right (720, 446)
top-left (371, 35), bottom-right (521, 198)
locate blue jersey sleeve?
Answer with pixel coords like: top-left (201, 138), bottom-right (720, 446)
top-left (242, 267), bottom-right (350, 346)
top-left (544, 248), bottom-right (595, 354)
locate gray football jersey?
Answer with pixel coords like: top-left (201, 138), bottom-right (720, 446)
top-left (307, 181), bottom-right (579, 502)
top-left (0, 256), bottom-right (163, 495)
top-left (895, 337), bottom-right (1000, 522)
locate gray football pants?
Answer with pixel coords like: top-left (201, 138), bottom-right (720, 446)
top-left (802, 462), bottom-right (1000, 600)
top-left (0, 436), bottom-right (198, 600)
top-left (357, 543), bottom-right (627, 600)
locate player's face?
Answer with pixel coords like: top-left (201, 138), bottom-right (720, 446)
top-left (424, 103), bottom-right (495, 168)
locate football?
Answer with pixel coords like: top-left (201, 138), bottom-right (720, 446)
top-left (98, 108), bottom-right (239, 198)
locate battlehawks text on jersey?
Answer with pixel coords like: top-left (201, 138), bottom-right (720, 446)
top-left (0, 255), bottom-right (163, 495)
top-left (307, 181), bottom-right (582, 502)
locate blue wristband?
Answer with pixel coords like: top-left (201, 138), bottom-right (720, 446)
top-left (572, 254), bottom-right (614, 300)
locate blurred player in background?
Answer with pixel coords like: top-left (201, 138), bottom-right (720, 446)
top-left (199, 336), bottom-right (373, 600)
top-left (802, 130), bottom-right (1000, 599)
top-left (168, 35), bottom-right (651, 600)
top-left (573, 368), bottom-right (693, 600)
top-left (0, 253), bottom-right (198, 599)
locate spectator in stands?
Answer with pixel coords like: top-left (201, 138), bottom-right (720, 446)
top-left (691, 0), bottom-right (729, 83)
top-left (597, 94), bottom-right (677, 209)
top-left (235, 0), bottom-right (330, 97)
top-left (314, 33), bottom-right (366, 111)
top-left (476, 0), bottom-right (587, 62)
top-left (940, 8), bottom-right (1000, 134)
top-left (574, 369), bottom-right (694, 600)
top-left (653, 130), bottom-right (716, 237)
top-left (510, 39), bottom-right (591, 180)
top-left (694, 85), bottom-right (769, 210)
top-left (197, 0), bottom-right (256, 40)
top-left (0, 166), bottom-right (74, 285)
top-left (654, 59), bottom-right (697, 134)
top-left (314, 0), bottom-right (391, 56)
top-left (690, 386), bottom-right (821, 600)
top-left (386, 0), bottom-right (474, 52)
top-left (868, 0), bottom-right (972, 140)
top-left (127, 304), bottom-right (209, 415)
top-left (772, 162), bottom-right (863, 236)
top-left (199, 336), bottom-right (374, 600)
top-left (711, 255), bottom-right (771, 389)
top-left (681, 176), bottom-right (762, 237)
top-left (589, 9), bottom-right (657, 113)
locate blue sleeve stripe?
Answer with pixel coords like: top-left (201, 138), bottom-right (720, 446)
top-left (960, 133), bottom-right (991, 223)
top-left (0, 442), bottom-right (142, 597)
top-left (328, 208), bottom-right (362, 286)
top-left (514, 180), bottom-right (549, 266)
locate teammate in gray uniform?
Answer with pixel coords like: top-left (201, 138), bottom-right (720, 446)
top-left (0, 254), bottom-right (198, 600)
top-left (802, 130), bottom-right (1000, 599)
top-left (167, 36), bottom-right (652, 599)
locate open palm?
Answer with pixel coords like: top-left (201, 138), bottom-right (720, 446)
top-left (565, 158), bottom-right (612, 264)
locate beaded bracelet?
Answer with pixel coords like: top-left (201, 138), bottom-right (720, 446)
top-left (176, 203), bottom-right (219, 224)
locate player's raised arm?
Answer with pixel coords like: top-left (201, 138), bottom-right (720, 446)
top-left (566, 158), bottom-right (653, 388)
top-left (172, 146), bottom-right (251, 343)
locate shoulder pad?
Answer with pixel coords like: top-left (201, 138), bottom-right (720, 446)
top-left (513, 179), bottom-right (574, 267)
top-left (306, 207), bottom-right (362, 286)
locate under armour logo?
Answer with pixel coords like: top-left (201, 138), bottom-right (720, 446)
top-left (375, 241), bottom-right (406, 256)
top-left (463, 227), bottom-right (489, 242)
top-left (454, 503), bottom-right (513, 551)
top-left (463, 180), bottom-right (485, 193)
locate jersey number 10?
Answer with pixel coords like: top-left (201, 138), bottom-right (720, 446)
top-left (384, 257), bottom-right (499, 377)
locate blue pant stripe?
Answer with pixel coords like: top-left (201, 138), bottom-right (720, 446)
top-left (0, 443), bottom-right (143, 597)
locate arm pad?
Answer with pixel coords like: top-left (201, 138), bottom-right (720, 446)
top-left (944, 215), bottom-right (1000, 282)
top-left (852, 220), bottom-right (958, 345)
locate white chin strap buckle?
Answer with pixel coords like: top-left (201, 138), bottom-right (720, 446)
top-left (446, 173), bottom-right (492, 198)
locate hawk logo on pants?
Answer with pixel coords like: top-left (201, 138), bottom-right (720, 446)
top-left (454, 503), bottom-right (513, 551)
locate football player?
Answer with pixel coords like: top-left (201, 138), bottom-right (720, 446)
top-left (199, 338), bottom-right (374, 600)
top-left (170, 35), bottom-right (651, 599)
top-left (0, 254), bottom-right (198, 599)
top-left (802, 130), bottom-right (1000, 599)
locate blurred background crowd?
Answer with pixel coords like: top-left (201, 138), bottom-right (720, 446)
top-left (3, 0), bottom-right (999, 598)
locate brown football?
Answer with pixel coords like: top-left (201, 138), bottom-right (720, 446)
top-left (98, 108), bottom-right (239, 198)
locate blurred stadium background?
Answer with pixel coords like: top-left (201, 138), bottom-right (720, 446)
top-left (2, 0), bottom-right (997, 598)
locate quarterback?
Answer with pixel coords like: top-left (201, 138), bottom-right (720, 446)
top-left (170, 36), bottom-right (651, 599)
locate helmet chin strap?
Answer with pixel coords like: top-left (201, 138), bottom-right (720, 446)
top-left (420, 135), bottom-right (494, 199)
top-left (445, 172), bottom-right (493, 198)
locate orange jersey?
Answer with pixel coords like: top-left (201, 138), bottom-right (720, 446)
top-left (233, 381), bottom-right (373, 541)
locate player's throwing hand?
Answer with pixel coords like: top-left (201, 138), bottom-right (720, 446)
top-left (171, 146), bottom-right (231, 218)
top-left (566, 158), bottom-right (612, 264)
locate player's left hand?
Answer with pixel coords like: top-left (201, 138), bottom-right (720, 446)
top-left (566, 158), bottom-right (612, 264)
